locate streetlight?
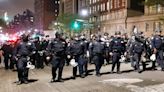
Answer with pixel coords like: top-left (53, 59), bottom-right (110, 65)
top-left (4, 12), bottom-right (9, 22)
top-left (79, 9), bottom-right (92, 38)
top-left (80, 9), bottom-right (88, 17)
top-left (54, 22), bottom-right (58, 26)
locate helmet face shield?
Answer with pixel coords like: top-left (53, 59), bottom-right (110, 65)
top-left (22, 34), bottom-right (29, 42)
top-left (55, 32), bottom-right (63, 38)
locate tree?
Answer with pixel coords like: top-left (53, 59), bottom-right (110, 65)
top-left (0, 18), bottom-right (6, 28)
top-left (50, 13), bottom-right (84, 37)
top-left (145, 0), bottom-right (164, 6)
top-left (145, 0), bottom-right (164, 22)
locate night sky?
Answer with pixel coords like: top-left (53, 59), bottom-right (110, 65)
top-left (0, 0), bottom-right (34, 19)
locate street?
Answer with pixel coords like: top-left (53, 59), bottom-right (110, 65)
top-left (0, 62), bottom-right (164, 92)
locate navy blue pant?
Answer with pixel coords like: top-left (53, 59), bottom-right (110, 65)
top-left (111, 52), bottom-right (121, 72)
top-left (156, 50), bottom-right (164, 69)
top-left (4, 55), bottom-right (10, 69)
top-left (73, 55), bottom-right (87, 76)
top-left (36, 53), bottom-right (44, 69)
top-left (130, 55), bottom-right (136, 69)
top-left (92, 54), bottom-right (104, 75)
top-left (133, 53), bottom-right (141, 71)
top-left (104, 50), bottom-right (110, 64)
top-left (17, 57), bottom-right (29, 82)
top-left (51, 56), bottom-right (65, 80)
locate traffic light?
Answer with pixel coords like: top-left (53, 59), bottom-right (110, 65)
top-left (71, 21), bottom-right (83, 32)
top-left (71, 21), bottom-right (82, 31)
top-left (73, 21), bottom-right (79, 29)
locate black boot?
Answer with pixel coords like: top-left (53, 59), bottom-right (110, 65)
top-left (50, 78), bottom-right (56, 83)
top-left (57, 78), bottom-right (64, 82)
top-left (142, 62), bottom-right (146, 71)
top-left (16, 81), bottom-right (23, 85)
top-left (80, 74), bottom-right (85, 78)
top-left (152, 61), bottom-right (157, 70)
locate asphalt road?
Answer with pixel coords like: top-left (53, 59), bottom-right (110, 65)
top-left (0, 62), bottom-right (164, 92)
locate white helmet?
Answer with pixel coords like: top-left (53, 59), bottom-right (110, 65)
top-left (70, 59), bottom-right (78, 67)
top-left (26, 62), bottom-right (35, 69)
top-left (150, 54), bottom-right (156, 61)
top-left (119, 55), bottom-right (126, 62)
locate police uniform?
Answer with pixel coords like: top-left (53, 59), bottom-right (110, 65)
top-left (151, 34), bottom-right (164, 71)
top-left (103, 33), bottom-right (110, 65)
top-left (80, 37), bottom-right (89, 76)
top-left (14, 35), bottom-right (36, 85)
top-left (1, 43), bottom-right (12, 70)
top-left (89, 37), bottom-right (105, 77)
top-left (110, 33), bottom-right (125, 74)
top-left (48, 33), bottom-right (66, 82)
top-left (68, 38), bottom-right (86, 78)
top-left (130, 37), bottom-right (145, 73)
top-left (34, 38), bottom-right (45, 69)
top-left (42, 40), bottom-right (49, 66)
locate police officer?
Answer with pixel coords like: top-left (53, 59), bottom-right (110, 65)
top-left (88, 34), bottom-right (95, 64)
top-left (65, 37), bottom-right (72, 66)
top-left (80, 34), bottom-right (89, 76)
top-left (127, 35), bottom-right (136, 68)
top-left (34, 37), bottom-right (45, 69)
top-left (103, 33), bottom-right (110, 65)
top-left (130, 35), bottom-right (146, 73)
top-left (89, 35), bottom-right (105, 77)
top-left (1, 41), bottom-right (12, 70)
top-left (14, 34), bottom-right (36, 85)
top-left (42, 37), bottom-right (50, 66)
top-left (48, 32), bottom-right (66, 82)
top-left (151, 29), bottom-right (164, 71)
top-left (68, 34), bottom-right (86, 79)
top-left (109, 32), bottom-right (125, 74)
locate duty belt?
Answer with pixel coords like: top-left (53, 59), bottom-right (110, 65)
top-left (113, 49), bottom-right (119, 52)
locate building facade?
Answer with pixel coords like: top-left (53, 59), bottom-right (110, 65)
top-left (60, 0), bottom-right (78, 14)
top-left (7, 9), bottom-right (34, 33)
top-left (78, 0), bottom-right (164, 37)
top-left (34, 0), bottom-right (60, 31)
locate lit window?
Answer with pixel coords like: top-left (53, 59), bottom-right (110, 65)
top-left (103, 3), bottom-right (105, 11)
top-left (107, 1), bottom-right (110, 11)
top-left (157, 4), bottom-right (161, 13)
top-left (90, 0), bottom-right (92, 4)
top-left (101, 4), bottom-right (103, 11)
top-left (122, 0), bottom-right (125, 7)
top-left (98, 5), bottom-right (100, 11)
top-left (55, 9), bottom-right (58, 12)
top-left (111, 0), bottom-right (113, 9)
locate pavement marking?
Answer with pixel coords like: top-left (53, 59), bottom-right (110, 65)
top-left (99, 78), bottom-right (164, 92)
top-left (99, 78), bottom-right (143, 87)
top-left (100, 78), bottom-right (143, 84)
top-left (126, 83), bottom-right (164, 92)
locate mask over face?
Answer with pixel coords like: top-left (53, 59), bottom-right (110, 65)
top-left (104, 36), bottom-right (107, 39)
top-left (117, 34), bottom-right (121, 38)
top-left (131, 36), bottom-right (135, 41)
top-left (74, 37), bottom-right (79, 41)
